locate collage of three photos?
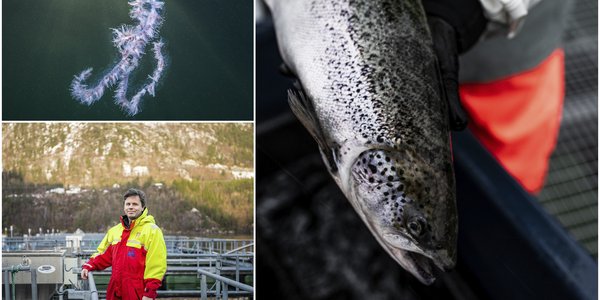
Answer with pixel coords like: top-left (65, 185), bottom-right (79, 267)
top-left (2, 0), bottom-right (598, 299)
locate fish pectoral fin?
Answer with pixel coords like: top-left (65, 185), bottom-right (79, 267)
top-left (278, 63), bottom-right (296, 78)
top-left (288, 83), bottom-right (338, 174)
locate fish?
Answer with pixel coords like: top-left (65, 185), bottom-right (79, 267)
top-left (265, 0), bottom-right (458, 284)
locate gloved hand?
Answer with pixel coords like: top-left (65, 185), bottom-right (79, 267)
top-left (478, 0), bottom-right (542, 38)
top-left (428, 17), bottom-right (468, 131)
top-left (421, 0), bottom-right (488, 131)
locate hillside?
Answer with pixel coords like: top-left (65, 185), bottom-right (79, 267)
top-left (2, 123), bottom-right (254, 236)
top-left (3, 123), bottom-right (253, 186)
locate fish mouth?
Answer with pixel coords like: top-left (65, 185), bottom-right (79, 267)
top-left (382, 232), bottom-right (456, 270)
top-left (377, 228), bottom-right (455, 285)
top-left (383, 234), bottom-right (456, 272)
top-left (388, 246), bottom-right (438, 284)
top-left (363, 227), bottom-right (453, 285)
top-left (390, 247), bottom-right (455, 285)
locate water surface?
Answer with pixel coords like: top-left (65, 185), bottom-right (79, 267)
top-left (3, 0), bottom-right (253, 120)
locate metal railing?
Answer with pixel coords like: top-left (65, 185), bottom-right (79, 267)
top-left (87, 272), bottom-right (99, 300)
top-left (198, 268), bottom-right (254, 300)
top-left (63, 267), bottom-right (99, 300)
top-left (3, 235), bottom-right (254, 255)
top-left (2, 235), bottom-right (254, 299)
top-left (2, 265), bottom-right (37, 300)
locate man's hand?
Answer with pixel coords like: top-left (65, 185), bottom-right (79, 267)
top-left (142, 297), bottom-right (153, 300)
top-left (478, 0), bottom-right (542, 38)
top-left (428, 16), bottom-right (469, 131)
top-left (81, 269), bottom-right (89, 280)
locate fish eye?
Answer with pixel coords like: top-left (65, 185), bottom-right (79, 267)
top-left (408, 217), bottom-right (427, 237)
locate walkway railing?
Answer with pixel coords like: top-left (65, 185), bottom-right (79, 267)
top-left (87, 272), bottom-right (99, 300)
top-left (198, 268), bottom-right (254, 300)
top-left (2, 264), bottom-right (36, 300)
top-left (2, 235), bottom-right (253, 255)
top-left (2, 235), bottom-right (254, 299)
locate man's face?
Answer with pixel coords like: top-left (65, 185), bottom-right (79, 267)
top-left (124, 195), bottom-right (144, 220)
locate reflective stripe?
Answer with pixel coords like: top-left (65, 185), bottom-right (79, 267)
top-left (126, 239), bottom-right (145, 249)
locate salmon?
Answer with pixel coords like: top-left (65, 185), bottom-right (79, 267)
top-left (265, 0), bottom-right (458, 284)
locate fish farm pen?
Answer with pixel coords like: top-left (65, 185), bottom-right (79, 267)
top-left (2, 234), bottom-right (254, 299)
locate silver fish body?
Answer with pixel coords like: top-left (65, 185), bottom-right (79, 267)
top-left (265, 0), bottom-right (458, 285)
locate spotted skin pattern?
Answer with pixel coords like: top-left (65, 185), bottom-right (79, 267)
top-left (267, 0), bottom-right (457, 284)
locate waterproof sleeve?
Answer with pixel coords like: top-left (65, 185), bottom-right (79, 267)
top-left (143, 225), bottom-right (167, 298)
top-left (83, 232), bottom-right (113, 271)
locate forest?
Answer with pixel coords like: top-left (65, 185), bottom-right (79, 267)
top-left (2, 171), bottom-right (253, 237)
top-left (2, 123), bottom-right (254, 237)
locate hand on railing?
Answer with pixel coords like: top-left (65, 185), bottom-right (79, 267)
top-left (81, 268), bottom-right (89, 280)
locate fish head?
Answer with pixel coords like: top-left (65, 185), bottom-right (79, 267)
top-left (344, 147), bottom-right (457, 284)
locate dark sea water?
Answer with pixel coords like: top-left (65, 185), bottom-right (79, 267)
top-left (3, 0), bottom-right (253, 120)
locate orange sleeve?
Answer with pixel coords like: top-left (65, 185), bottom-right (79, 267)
top-left (459, 49), bottom-right (564, 194)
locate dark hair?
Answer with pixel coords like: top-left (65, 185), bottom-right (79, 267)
top-left (123, 188), bottom-right (146, 208)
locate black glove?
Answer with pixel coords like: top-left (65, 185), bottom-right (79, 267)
top-left (421, 0), bottom-right (488, 131)
top-left (421, 0), bottom-right (488, 53)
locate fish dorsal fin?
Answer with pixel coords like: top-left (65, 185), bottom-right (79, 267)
top-left (288, 84), bottom-right (338, 174)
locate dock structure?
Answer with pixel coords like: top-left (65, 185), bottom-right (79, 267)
top-left (2, 234), bottom-right (254, 299)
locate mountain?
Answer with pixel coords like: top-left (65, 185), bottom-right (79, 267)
top-left (3, 123), bottom-right (253, 186)
top-left (2, 123), bottom-right (254, 236)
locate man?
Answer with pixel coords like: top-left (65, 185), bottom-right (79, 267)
top-left (81, 188), bottom-right (167, 300)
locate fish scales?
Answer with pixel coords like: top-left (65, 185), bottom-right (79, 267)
top-left (266, 0), bottom-right (457, 284)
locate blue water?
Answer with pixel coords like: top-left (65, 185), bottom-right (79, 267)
top-left (3, 0), bottom-right (253, 120)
